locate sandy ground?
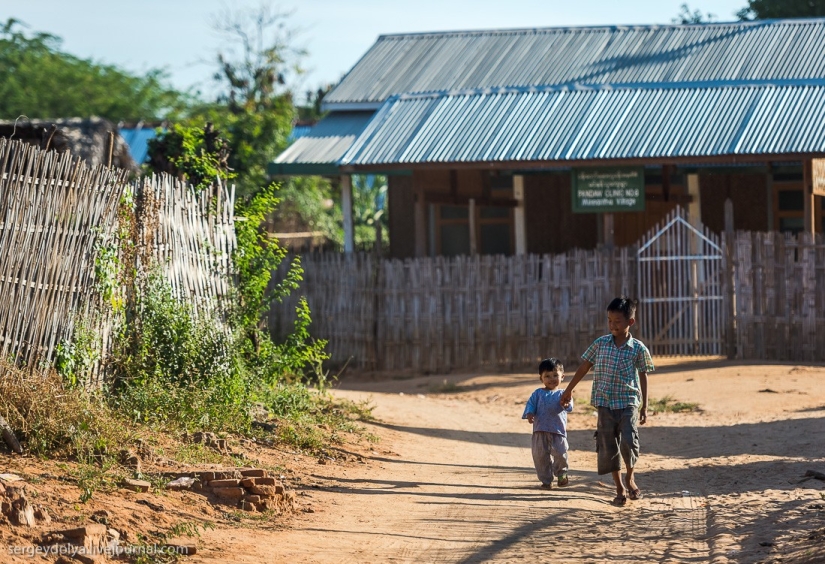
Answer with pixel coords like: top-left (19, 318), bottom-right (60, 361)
top-left (2, 359), bottom-right (825, 563)
top-left (188, 359), bottom-right (825, 564)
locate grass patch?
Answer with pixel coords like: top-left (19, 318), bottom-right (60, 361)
top-left (0, 360), bottom-right (376, 497)
top-left (649, 395), bottom-right (701, 414)
top-left (265, 384), bottom-right (376, 454)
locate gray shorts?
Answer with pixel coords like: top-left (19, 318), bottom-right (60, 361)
top-left (596, 406), bottom-right (639, 475)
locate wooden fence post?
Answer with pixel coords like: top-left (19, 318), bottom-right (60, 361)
top-left (724, 199), bottom-right (736, 359)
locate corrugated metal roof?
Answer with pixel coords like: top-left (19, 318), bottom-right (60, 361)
top-left (340, 83), bottom-right (825, 166)
top-left (119, 127), bottom-right (158, 165)
top-left (274, 112), bottom-right (373, 165)
top-left (325, 19), bottom-right (825, 108)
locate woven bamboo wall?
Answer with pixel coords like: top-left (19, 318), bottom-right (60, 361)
top-left (0, 138), bottom-right (127, 367)
top-left (269, 248), bottom-right (637, 372)
top-left (270, 231), bottom-right (825, 372)
top-left (733, 231), bottom-right (825, 362)
top-left (0, 139), bottom-right (236, 375)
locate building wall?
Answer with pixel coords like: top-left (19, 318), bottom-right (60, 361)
top-left (524, 173), bottom-right (598, 253)
top-left (388, 168), bottom-right (788, 258)
top-left (612, 174), bottom-right (684, 246)
top-left (388, 175), bottom-right (415, 259)
top-left (699, 172), bottom-right (769, 233)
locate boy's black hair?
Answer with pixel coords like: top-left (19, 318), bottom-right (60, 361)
top-left (538, 358), bottom-right (563, 375)
top-left (607, 296), bottom-right (638, 320)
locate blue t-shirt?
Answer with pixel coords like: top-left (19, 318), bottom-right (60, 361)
top-left (522, 388), bottom-right (573, 436)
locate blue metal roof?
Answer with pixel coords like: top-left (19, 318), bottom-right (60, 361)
top-left (288, 124), bottom-right (313, 142)
top-left (119, 127), bottom-right (158, 165)
top-left (340, 83), bottom-right (825, 166)
top-left (325, 19), bottom-right (825, 109)
top-left (271, 112), bottom-right (374, 174)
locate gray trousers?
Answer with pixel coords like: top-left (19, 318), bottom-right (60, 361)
top-left (596, 406), bottom-right (640, 475)
top-left (531, 431), bottom-right (569, 485)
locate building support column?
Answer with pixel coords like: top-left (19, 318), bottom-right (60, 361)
top-left (803, 159), bottom-right (815, 235)
top-left (414, 185), bottom-right (427, 257)
top-left (341, 174), bottom-right (354, 254)
top-left (686, 173), bottom-right (702, 228)
top-left (766, 164), bottom-right (774, 231)
top-left (468, 198), bottom-right (477, 256)
top-left (513, 174), bottom-right (526, 255)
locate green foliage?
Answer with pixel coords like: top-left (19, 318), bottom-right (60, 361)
top-left (352, 175), bottom-right (388, 250)
top-left (110, 274), bottom-right (250, 432)
top-left (296, 85), bottom-right (334, 122)
top-left (737, 0), bottom-right (825, 19)
top-left (116, 120), bottom-right (328, 437)
top-left (233, 182), bottom-right (298, 326)
top-left (233, 182), bottom-right (329, 383)
top-left (181, 5), bottom-right (302, 196)
top-left (263, 384), bottom-right (374, 453)
top-left (54, 315), bottom-right (101, 388)
top-left (0, 18), bottom-right (185, 121)
top-left (145, 123), bottom-right (235, 190)
top-left (271, 175), bottom-right (340, 244)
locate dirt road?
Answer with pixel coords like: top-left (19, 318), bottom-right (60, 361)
top-left (193, 360), bottom-right (825, 564)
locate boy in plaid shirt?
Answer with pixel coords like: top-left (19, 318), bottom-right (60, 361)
top-left (561, 296), bottom-right (654, 507)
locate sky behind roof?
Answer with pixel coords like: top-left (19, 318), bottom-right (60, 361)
top-left (6, 1), bottom-right (747, 104)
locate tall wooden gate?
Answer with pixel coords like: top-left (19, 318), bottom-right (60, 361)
top-left (636, 207), bottom-right (725, 356)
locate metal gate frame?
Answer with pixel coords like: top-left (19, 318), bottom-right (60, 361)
top-left (636, 207), bottom-right (725, 356)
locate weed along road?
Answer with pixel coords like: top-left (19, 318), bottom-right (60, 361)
top-left (193, 361), bottom-right (825, 564)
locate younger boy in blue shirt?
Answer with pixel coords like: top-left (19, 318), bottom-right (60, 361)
top-left (522, 358), bottom-right (573, 489)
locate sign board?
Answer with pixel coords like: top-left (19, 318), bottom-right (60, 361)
top-left (572, 167), bottom-right (645, 213)
top-left (812, 159), bottom-right (825, 197)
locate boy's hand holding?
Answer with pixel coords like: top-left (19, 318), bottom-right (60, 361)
top-left (560, 389), bottom-right (572, 407)
top-left (527, 414), bottom-right (535, 424)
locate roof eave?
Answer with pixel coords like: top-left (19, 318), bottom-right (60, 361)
top-left (342, 153), bottom-right (825, 173)
top-left (320, 101), bottom-right (384, 112)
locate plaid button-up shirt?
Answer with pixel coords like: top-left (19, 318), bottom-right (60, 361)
top-left (581, 334), bottom-right (655, 409)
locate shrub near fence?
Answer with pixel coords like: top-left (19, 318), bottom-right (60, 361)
top-left (269, 248), bottom-right (636, 372)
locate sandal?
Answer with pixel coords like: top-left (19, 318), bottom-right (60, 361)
top-left (628, 488), bottom-right (643, 500)
top-left (558, 473), bottom-right (569, 487)
top-left (611, 494), bottom-right (627, 507)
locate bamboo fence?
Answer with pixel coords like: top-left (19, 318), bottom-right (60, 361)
top-left (0, 138), bottom-right (126, 368)
top-left (0, 139), bottom-right (236, 380)
top-left (733, 231), bottom-right (825, 362)
top-left (269, 248), bottom-right (636, 372)
top-left (269, 231), bottom-right (825, 372)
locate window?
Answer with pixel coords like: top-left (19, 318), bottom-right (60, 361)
top-left (773, 181), bottom-right (804, 234)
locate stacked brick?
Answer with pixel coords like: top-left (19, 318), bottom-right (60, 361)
top-left (194, 469), bottom-right (295, 513)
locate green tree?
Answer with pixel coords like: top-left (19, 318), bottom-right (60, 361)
top-left (185, 4), bottom-right (303, 196)
top-left (352, 175), bottom-right (388, 251)
top-left (738, 0), bottom-right (825, 19)
top-left (0, 19), bottom-right (184, 121)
